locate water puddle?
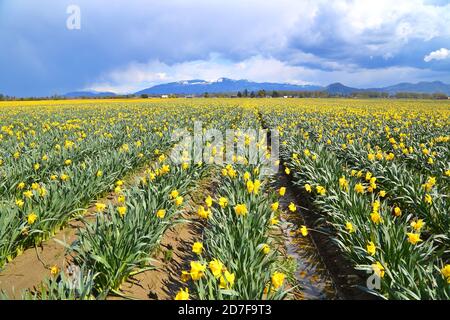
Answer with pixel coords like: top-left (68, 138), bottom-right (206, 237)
top-left (275, 172), bottom-right (337, 300)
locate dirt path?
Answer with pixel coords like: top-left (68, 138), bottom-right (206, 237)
top-left (0, 167), bottom-right (145, 299)
top-left (0, 219), bottom-right (82, 298)
top-left (111, 176), bottom-right (214, 300)
top-left (113, 214), bottom-right (202, 300)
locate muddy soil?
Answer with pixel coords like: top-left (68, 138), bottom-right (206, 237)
top-left (0, 219), bottom-right (81, 298)
top-left (109, 175), bottom-right (215, 300)
top-left (111, 215), bottom-right (202, 300)
top-left (0, 167), bottom-right (145, 298)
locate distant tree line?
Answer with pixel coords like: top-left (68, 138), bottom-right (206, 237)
top-left (231, 90), bottom-right (449, 99)
top-left (392, 92), bottom-right (448, 99)
top-left (0, 93), bottom-right (135, 101)
top-left (1, 91), bottom-right (448, 101)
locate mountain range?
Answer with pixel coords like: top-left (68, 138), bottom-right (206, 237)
top-left (64, 78), bottom-right (450, 97)
top-left (134, 78), bottom-right (323, 95)
top-left (63, 91), bottom-right (117, 98)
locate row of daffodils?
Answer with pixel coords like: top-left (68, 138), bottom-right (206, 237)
top-left (173, 110), bottom-right (292, 300)
top-left (176, 152), bottom-right (290, 300)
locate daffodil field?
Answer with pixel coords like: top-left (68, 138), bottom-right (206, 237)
top-left (260, 99), bottom-right (450, 299)
top-left (0, 98), bottom-right (449, 300)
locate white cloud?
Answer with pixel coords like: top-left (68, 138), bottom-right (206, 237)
top-left (424, 48), bottom-right (450, 62)
top-left (4, 0), bottom-right (450, 96)
top-left (88, 55), bottom-right (449, 93)
top-left (286, 0), bottom-right (450, 59)
top-left (89, 55), bottom-right (313, 93)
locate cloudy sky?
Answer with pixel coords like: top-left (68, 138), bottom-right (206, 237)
top-left (1, 0), bottom-right (450, 96)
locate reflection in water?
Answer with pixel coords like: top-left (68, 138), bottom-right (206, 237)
top-left (280, 211), bottom-right (336, 300)
top-left (275, 173), bottom-right (337, 300)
